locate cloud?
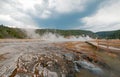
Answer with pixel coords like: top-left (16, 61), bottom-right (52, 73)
top-left (81, 0), bottom-right (120, 32)
top-left (33, 0), bottom-right (92, 18)
top-left (49, 0), bottom-right (90, 13)
top-left (0, 0), bottom-right (91, 28)
top-left (0, 0), bottom-right (95, 29)
top-left (0, 0), bottom-right (39, 28)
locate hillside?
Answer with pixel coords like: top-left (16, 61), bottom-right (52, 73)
top-left (0, 25), bottom-right (96, 39)
top-left (0, 25), bottom-right (27, 38)
top-left (0, 25), bottom-right (120, 39)
top-left (36, 29), bottom-right (96, 38)
top-left (96, 30), bottom-right (120, 39)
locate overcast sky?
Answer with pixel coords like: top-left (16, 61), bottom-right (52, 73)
top-left (0, 0), bottom-right (120, 32)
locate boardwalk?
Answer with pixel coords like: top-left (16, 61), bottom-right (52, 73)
top-left (87, 40), bottom-right (120, 52)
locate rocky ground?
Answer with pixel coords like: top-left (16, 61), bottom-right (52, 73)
top-left (0, 39), bottom-right (120, 77)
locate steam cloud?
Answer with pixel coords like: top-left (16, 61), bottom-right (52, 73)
top-left (24, 29), bottom-right (93, 42)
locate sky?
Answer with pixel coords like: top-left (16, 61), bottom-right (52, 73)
top-left (0, 0), bottom-right (120, 32)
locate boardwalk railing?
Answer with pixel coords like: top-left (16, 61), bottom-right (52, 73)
top-left (89, 39), bottom-right (120, 52)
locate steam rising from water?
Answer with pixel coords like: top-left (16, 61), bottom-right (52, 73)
top-left (24, 29), bottom-right (41, 39)
top-left (40, 32), bottom-right (92, 42)
top-left (24, 29), bottom-right (93, 41)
